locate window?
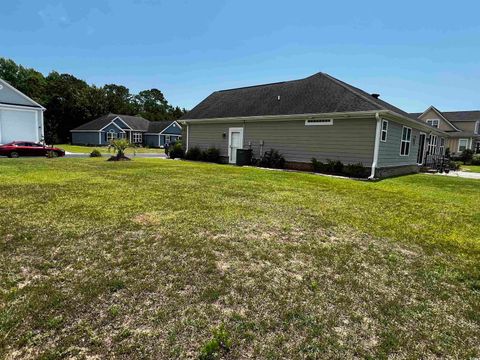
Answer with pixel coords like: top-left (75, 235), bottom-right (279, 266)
top-left (106, 130), bottom-right (117, 142)
top-left (426, 119), bottom-right (439, 128)
top-left (118, 133), bottom-right (126, 139)
top-left (305, 119), bottom-right (333, 126)
top-left (400, 126), bottom-right (412, 156)
top-left (133, 132), bottom-right (142, 143)
top-left (427, 134), bottom-right (438, 155)
top-left (439, 137), bottom-right (445, 155)
top-left (475, 121), bottom-right (480, 135)
top-left (165, 135), bottom-right (171, 143)
top-left (458, 138), bottom-right (469, 152)
top-left (380, 120), bottom-right (388, 142)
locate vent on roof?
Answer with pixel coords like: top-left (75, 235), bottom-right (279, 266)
top-left (371, 93), bottom-right (380, 99)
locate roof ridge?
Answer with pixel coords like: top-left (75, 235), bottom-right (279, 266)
top-left (319, 73), bottom-right (385, 111)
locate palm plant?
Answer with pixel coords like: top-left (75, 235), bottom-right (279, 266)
top-left (107, 138), bottom-right (135, 161)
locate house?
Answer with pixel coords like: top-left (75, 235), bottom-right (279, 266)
top-left (410, 106), bottom-right (480, 155)
top-left (179, 72), bottom-right (446, 178)
top-left (0, 78), bottom-right (45, 145)
top-left (70, 113), bottom-right (182, 147)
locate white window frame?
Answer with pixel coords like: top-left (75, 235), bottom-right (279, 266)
top-left (458, 138), bottom-right (469, 152)
top-left (426, 119), bottom-right (439, 128)
top-left (305, 119), bottom-right (333, 126)
top-left (165, 135), bottom-right (171, 143)
top-left (475, 121), bottom-right (480, 135)
top-left (106, 129), bottom-right (117, 142)
top-left (439, 137), bottom-right (445, 155)
top-left (380, 120), bottom-right (388, 142)
top-left (427, 134), bottom-right (438, 155)
top-left (133, 132), bottom-right (142, 143)
top-left (400, 126), bottom-right (412, 156)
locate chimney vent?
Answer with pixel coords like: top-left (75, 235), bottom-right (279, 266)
top-left (371, 93), bottom-right (380, 99)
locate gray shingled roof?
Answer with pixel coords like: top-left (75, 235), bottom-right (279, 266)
top-left (147, 120), bottom-right (176, 133)
top-left (72, 114), bottom-right (150, 131)
top-left (410, 110), bottom-right (480, 122)
top-left (182, 72), bottom-right (415, 121)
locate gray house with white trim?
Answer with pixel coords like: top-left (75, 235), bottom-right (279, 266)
top-left (71, 113), bottom-right (181, 147)
top-left (0, 78), bottom-right (45, 145)
top-left (180, 72), bottom-right (446, 178)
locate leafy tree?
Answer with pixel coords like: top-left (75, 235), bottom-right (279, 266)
top-left (0, 57), bottom-right (187, 143)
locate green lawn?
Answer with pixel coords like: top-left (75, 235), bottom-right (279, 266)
top-left (0, 158), bottom-right (479, 359)
top-left (56, 143), bottom-right (165, 154)
top-left (462, 165), bottom-right (480, 173)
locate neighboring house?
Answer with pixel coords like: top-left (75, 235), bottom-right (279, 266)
top-left (0, 78), bottom-right (45, 145)
top-left (70, 113), bottom-right (182, 147)
top-left (410, 106), bottom-right (480, 155)
top-left (179, 72), bottom-right (446, 178)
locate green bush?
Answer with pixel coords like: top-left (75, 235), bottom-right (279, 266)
top-left (343, 163), bottom-right (369, 178)
top-left (471, 154), bottom-right (480, 165)
top-left (256, 149), bottom-right (285, 169)
top-left (90, 149), bottom-right (102, 157)
top-left (185, 146), bottom-right (202, 161)
top-left (202, 147), bottom-right (221, 163)
top-left (448, 161), bottom-right (461, 171)
top-left (168, 142), bottom-right (184, 159)
top-left (460, 149), bottom-right (474, 164)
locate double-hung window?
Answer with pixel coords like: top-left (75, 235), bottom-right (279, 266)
top-left (428, 135), bottom-right (438, 155)
top-left (475, 121), bottom-right (480, 135)
top-left (106, 130), bottom-right (117, 142)
top-left (380, 120), bottom-right (388, 142)
top-left (427, 119), bottom-right (439, 128)
top-left (439, 137), bottom-right (445, 155)
top-left (133, 132), bottom-right (142, 143)
top-left (400, 126), bottom-right (412, 156)
top-left (458, 139), bottom-right (469, 152)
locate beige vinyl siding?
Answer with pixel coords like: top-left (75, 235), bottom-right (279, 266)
top-left (377, 120), bottom-right (421, 167)
top-left (419, 109), bottom-right (457, 132)
top-left (188, 118), bottom-right (376, 165)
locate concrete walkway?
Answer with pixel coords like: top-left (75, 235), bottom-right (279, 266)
top-left (435, 170), bottom-right (480, 180)
top-left (64, 152), bottom-right (167, 159)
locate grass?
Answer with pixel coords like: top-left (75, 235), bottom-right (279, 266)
top-left (55, 143), bottom-right (165, 154)
top-left (0, 158), bottom-right (479, 358)
top-left (462, 165), bottom-right (480, 173)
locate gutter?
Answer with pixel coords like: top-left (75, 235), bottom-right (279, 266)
top-left (369, 113), bottom-right (382, 180)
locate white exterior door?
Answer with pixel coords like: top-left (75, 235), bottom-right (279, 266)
top-left (0, 108), bottom-right (38, 144)
top-left (228, 127), bottom-right (244, 164)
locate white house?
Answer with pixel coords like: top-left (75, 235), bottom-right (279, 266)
top-left (0, 78), bottom-right (45, 145)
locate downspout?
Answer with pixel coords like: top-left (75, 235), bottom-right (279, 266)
top-left (369, 113), bottom-right (382, 179)
top-left (186, 123), bottom-right (189, 152)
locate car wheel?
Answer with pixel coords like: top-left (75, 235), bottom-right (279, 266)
top-left (9, 151), bottom-right (20, 158)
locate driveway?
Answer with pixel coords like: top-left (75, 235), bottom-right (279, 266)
top-left (436, 170), bottom-right (480, 180)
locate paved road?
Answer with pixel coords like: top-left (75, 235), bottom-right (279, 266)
top-left (64, 152), bottom-right (167, 159)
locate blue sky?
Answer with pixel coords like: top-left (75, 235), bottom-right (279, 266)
top-left (1, 0), bottom-right (479, 111)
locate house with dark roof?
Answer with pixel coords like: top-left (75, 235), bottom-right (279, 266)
top-left (70, 114), bottom-right (182, 147)
top-left (0, 78), bottom-right (45, 145)
top-left (410, 106), bottom-right (480, 155)
top-left (179, 72), bottom-right (446, 178)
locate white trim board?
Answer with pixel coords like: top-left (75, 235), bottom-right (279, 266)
top-left (0, 78), bottom-right (46, 110)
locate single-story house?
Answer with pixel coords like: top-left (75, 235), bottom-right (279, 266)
top-left (410, 106), bottom-right (480, 155)
top-left (179, 72), bottom-right (446, 178)
top-left (70, 113), bottom-right (182, 147)
top-left (0, 78), bottom-right (45, 145)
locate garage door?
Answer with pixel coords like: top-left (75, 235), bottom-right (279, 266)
top-left (0, 109), bottom-right (38, 144)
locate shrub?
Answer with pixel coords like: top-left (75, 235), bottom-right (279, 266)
top-left (185, 146), bottom-right (202, 161)
top-left (460, 149), bottom-right (474, 164)
top-left (257, 149), bottom-right (285, 169)
top-left (448, 161), bottom-right (461, 171)
top-left (471, 154), bottom-right (480, 166)
top-left (90, 149), bottom-right (102, 157)
top-left (107, 138), bottom-right (133, 161)
top-left (326, 159), bottom-right (344, 174)
top-left (343, 163), bottom-right (369, 178)
top-left (168, 142), bottom-right (185, 159)
top-left (45, 150), bottom-right (58, 158)
top-left (311, 158), bottom-right (328, 173)
top-left (202, 147), bottom-right (221, 163)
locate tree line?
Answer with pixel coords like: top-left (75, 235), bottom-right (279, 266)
top-left (0, 57), bottom-right (187, 143)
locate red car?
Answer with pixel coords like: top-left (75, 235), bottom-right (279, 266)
top-left (0, 141), bottom-right (65, 158)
